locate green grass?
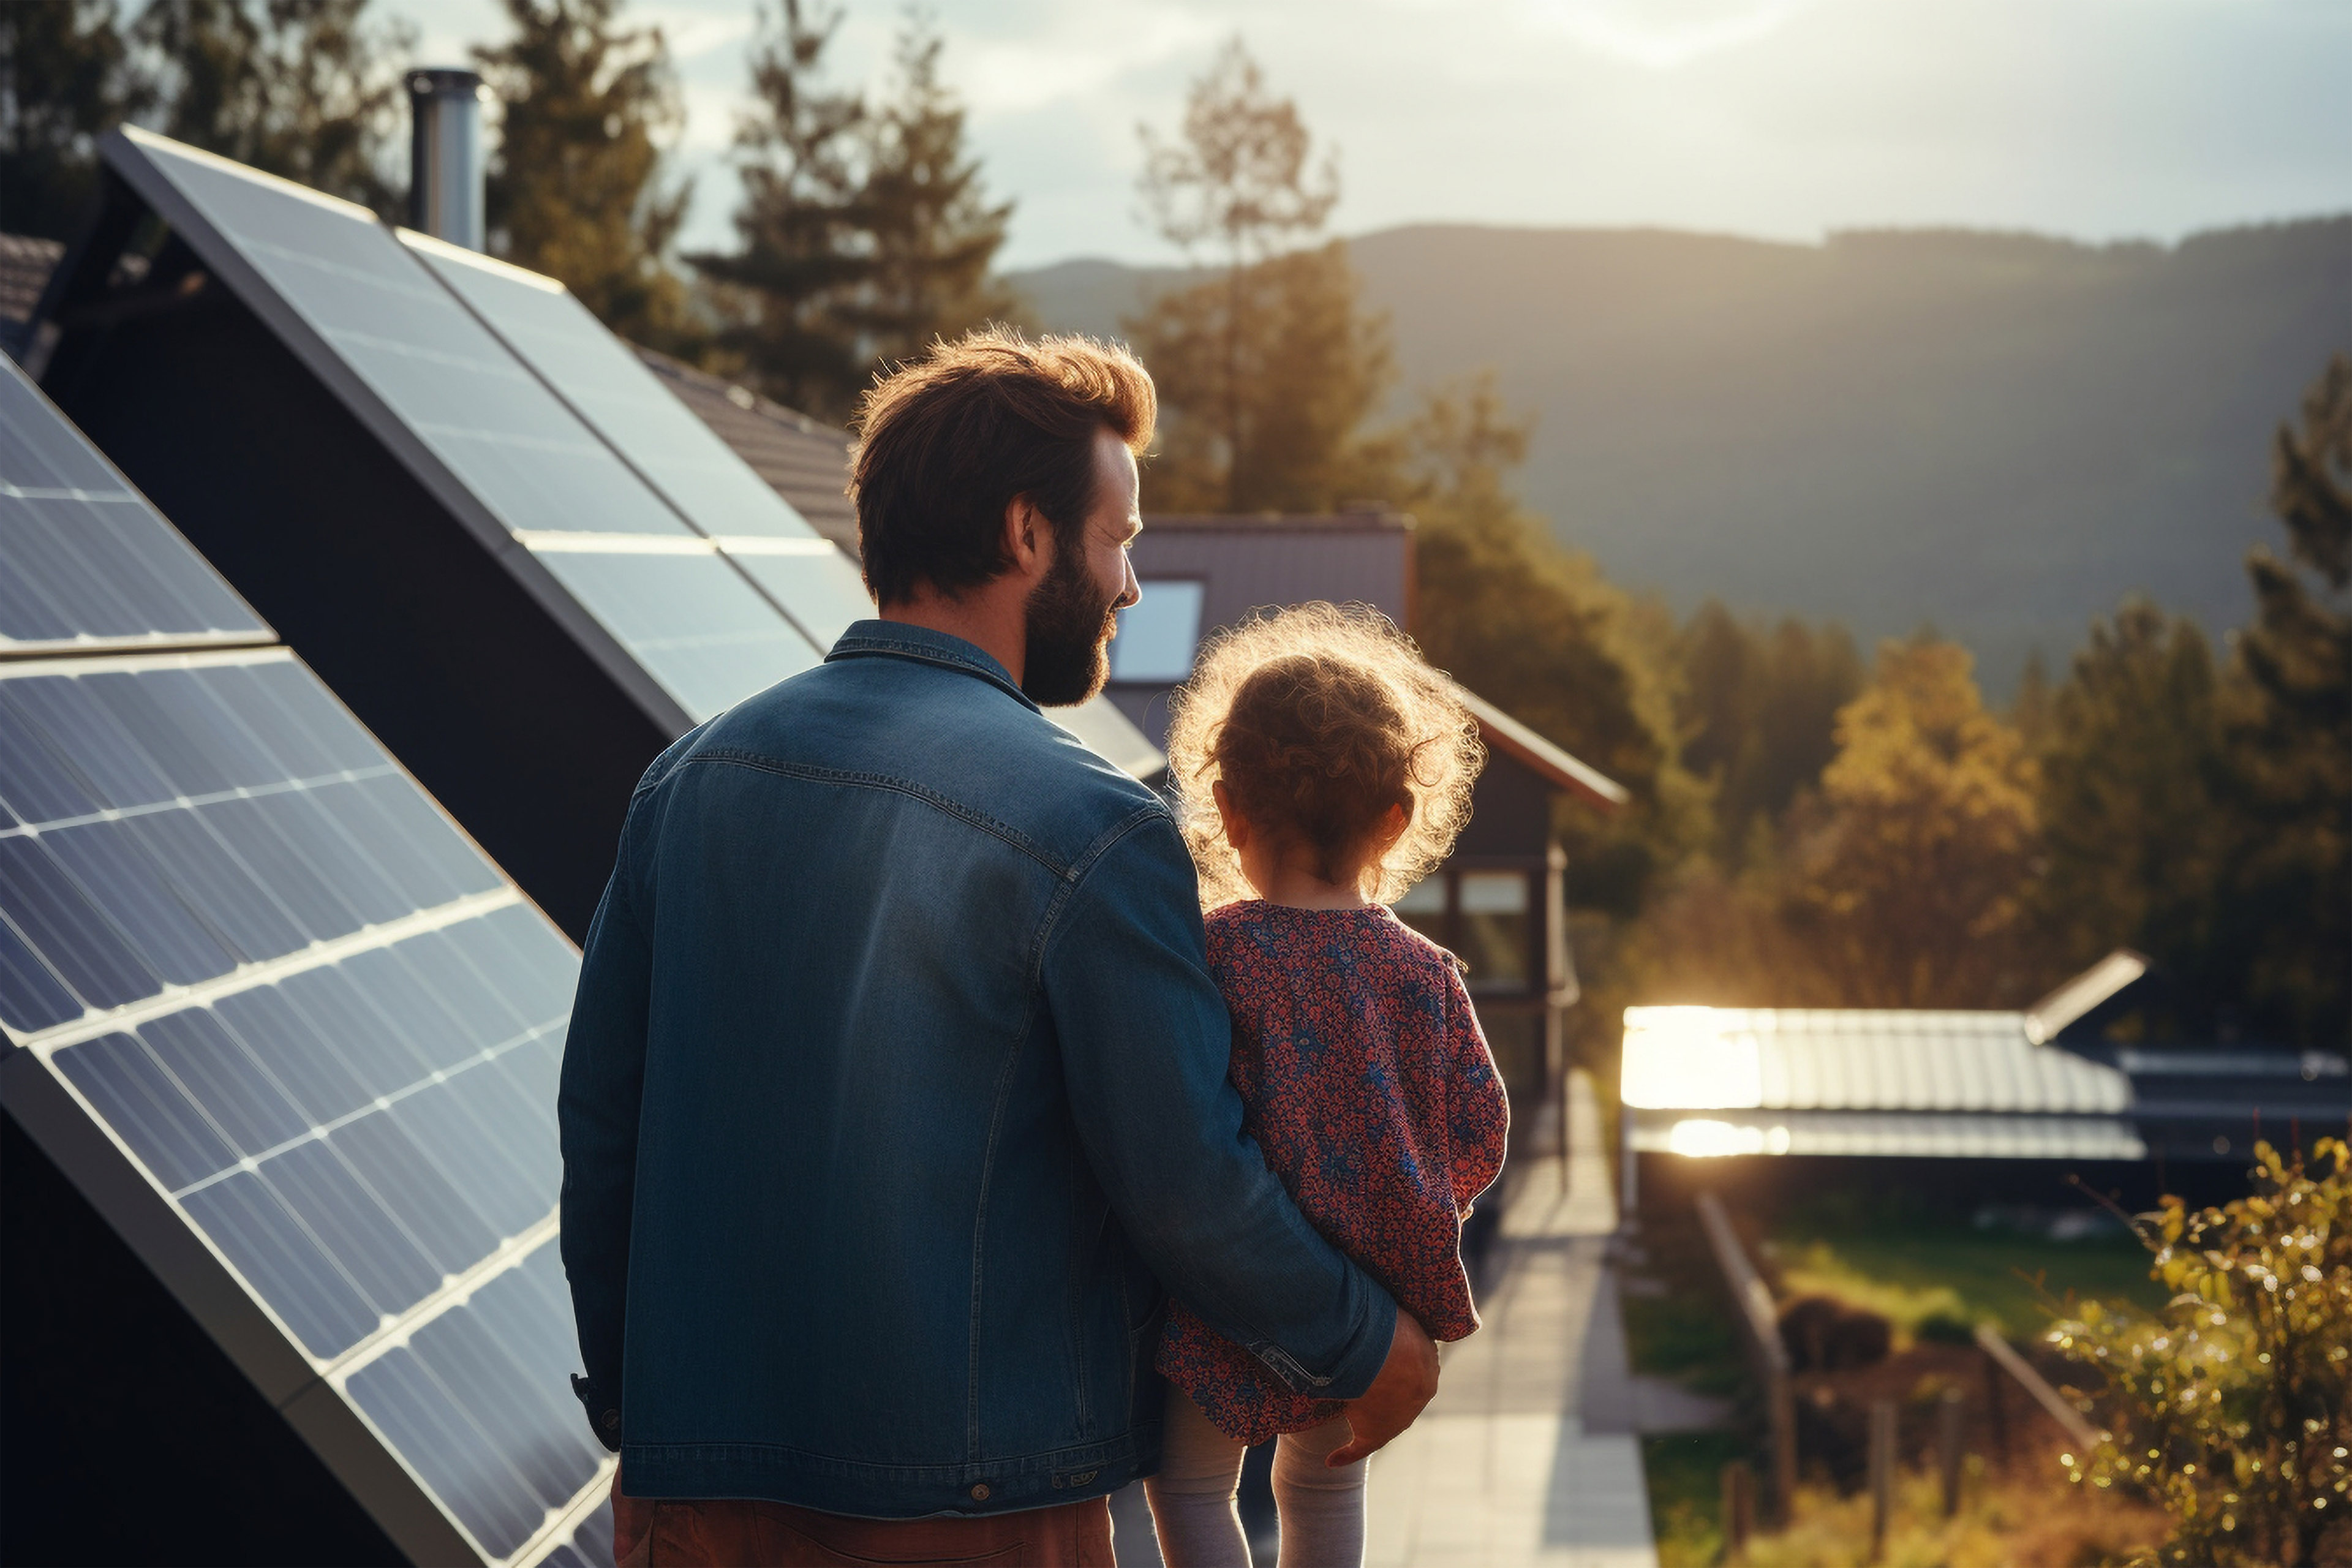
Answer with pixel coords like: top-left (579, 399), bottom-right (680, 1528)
top-left (1622, 1208), bottom-right (1748, 1397)
top-left (1643, 1431), bottom-right (1754, 1568)
top-left (1763, 1223), bottom-right (2166, 1341)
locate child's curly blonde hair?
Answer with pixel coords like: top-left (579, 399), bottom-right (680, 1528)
top-left (1166, 602), bottom-right (1485, 908)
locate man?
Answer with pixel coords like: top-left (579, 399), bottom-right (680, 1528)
top-left (559, 330), bottom-right (1439, 1566)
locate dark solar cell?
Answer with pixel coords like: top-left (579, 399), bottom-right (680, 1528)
top-left (0, 916), bottom-right (81, 1031)
top-left (213, 984), bottom-right (377, 1125)
top-left (334, 775), bottom-right (502, 906)
top-left (344, 1248), bottom-right (604, 1560)
top-left (51, 1031), bottom-right (238, 1189)
top-left (243, 658), bottom-right (387, 775)
top-left (42, 821), bottom-right (241, 985)
top-left (262, 1137), bottom-right (441, 1318)
top-left (141, 1007), bottom-right (311, 1156)
top-left (4, 674), bottom-right (178, 809)
top-left (0, 357), bottom-right (265, 650)
top-left (181, 1169), bottom-right (380, 1357)
top-left (121, 809), bottom-right (306, 963)
top-left (132, 134), bottom-right (687, 543)
top-left (195, 797), bottom-right (366, 941)
top-left (349, 1347), bottom-right (547, 1557)
top-left (328, 1114), bottom-right (497, 1274)
top-left (387, 1077), bottom-right (551, 1240)
top-left (277, 963), bottom-right (438, 1093)
top-left (0, 835), bottom-right (161, 1007)
top-left (345, 945), bottom-right (483, 1073)
top-left (0, 692), bottom-right (103, 823)
top-left (529, 546), bottom-right (819, 720)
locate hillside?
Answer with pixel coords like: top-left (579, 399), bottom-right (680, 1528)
top-left (1008, 219), bottom-right (2351, 690)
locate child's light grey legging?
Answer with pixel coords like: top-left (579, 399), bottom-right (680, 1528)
top-left (1143, 1388), bottom-right (1366, 1568)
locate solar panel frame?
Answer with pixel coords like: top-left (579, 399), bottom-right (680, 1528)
top-left (96, 126), bottom-right (695, 738)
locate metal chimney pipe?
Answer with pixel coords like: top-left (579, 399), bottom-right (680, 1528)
top-left (407, 67), bottom-right (487, 249)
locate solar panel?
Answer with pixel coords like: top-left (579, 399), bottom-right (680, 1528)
top-left (405, 235), bottom-right (878, 652)
top-left (0, 357), bottom-right (269, 654)
top-left (105, 127), bottom-right (823, 723)
top-left (0, 371), bottom-right (609, 1566)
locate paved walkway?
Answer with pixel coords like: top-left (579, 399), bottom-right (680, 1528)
top-left (1109, 1072), bottom-right (1670, 1568)
top-left (1362, 1071), bottom-right (1661, 1568)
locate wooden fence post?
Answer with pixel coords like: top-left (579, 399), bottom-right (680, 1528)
top-left (1973, 1324), bottom-right (2100, 1455)
top-left (1695, 1192), bottom-right (1797, 1525)
top-left (1867, 1399), bottom-right (1896, 1562)
top-left (1937, 1387), bottom-right (1966, 1517)
top-left (1719, 1461), bottom-right (1754, 1562)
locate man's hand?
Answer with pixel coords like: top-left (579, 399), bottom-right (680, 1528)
top-left (1329, 1309), bottom-right (1439, 1466)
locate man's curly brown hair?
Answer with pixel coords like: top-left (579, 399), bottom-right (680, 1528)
top-left (1166, 603), bottom-right (1485, 907)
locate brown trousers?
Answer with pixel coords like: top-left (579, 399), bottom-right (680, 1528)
top-left (612, 1489), bottom-right (1114, 1567)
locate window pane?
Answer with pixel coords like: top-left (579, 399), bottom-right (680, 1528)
top-left (1110, 581), bottom-right (1204, 683)
top-left (1457, 870), bottom-right (1531, 990)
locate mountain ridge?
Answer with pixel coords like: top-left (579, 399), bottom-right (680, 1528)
top-left (1007, 217), bottom-right (2351, 690)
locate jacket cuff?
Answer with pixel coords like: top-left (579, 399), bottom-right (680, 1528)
top-left (1309, 1283), bottom-right (1400, 1403)
top-left (571, 1373), bottom-right (623, 1453)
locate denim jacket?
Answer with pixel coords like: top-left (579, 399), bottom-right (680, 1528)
top-left (558, 622), bottom-right (1398, 1518)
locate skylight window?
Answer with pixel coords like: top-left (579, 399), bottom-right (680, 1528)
top-left (1111, 579), bottom-right (1205, 683)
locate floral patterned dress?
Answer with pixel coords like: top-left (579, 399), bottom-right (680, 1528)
top-left (1155, 900), bottom-right (1510, 1445)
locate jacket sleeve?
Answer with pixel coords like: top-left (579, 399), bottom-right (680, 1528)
top-left (557, 790), bottom-right (655, 1451)
top-left (1041, 810), bottom-right (1398, 1401)
top-left (1444, 966), bottom-right (1510, 1213)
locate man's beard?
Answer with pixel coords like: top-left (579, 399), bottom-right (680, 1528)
top-left (1020, 540), bottom-right (1118, 707)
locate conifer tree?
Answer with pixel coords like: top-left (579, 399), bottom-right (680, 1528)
top-left (131, 0), bottom-right (412, 214)
top-left (475, 0), bottom-right (690, 349)
top-left (1127, 39), bottom-right (1390, 511)
top-left (0, 0), bottom-right (150, 239)
top-left (850, 16), bottom-right (1017, 367)
top-left (692, 1), bottom-right (869, 415)
top-left (2032, 600), bottom-right (2231, 1022)
top-left (2224, 353), bottom-right (2352, 1044)
top-left (698, 6), bottom-right (1014, 420)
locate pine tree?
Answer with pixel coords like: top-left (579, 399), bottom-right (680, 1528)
top-left (475, 0), bottom-right (690, 349)
top-left (2032, 600), bottom-right (2231, 1027)
top-left (1, 0), bottom-right (150, 240)
top-left (696, 6), bottom-right (1014, 421)
top-left (1128, 39), bottom-right (1391, 511)
top-left (850, 15), bottom-right (1017, 368)
top-left (132, 0), bottom-right (412, 214)
top-left (2224, 353), bottom-right (2352, 1044)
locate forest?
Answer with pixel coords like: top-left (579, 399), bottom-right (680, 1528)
top-left (7, 0), bottom-right (2345, 1049)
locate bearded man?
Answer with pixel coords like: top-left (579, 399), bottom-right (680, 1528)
top-left (557, 331), bottom-right (1438, 1566)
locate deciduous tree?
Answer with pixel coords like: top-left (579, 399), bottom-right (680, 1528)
top-left (1785, 638), bottom-right (2042, 1006)
top-left (1126, 39), bottom-right (1390, 511)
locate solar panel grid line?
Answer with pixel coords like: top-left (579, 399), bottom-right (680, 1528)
top-left (4, 884), bottom-right (521, 1052)
top-left (99, 127), bottom-right (699, 737)
top-left (403, 231), bottom-right (873, 660)
top-left (151, 1012), bottom-right (557, 1205)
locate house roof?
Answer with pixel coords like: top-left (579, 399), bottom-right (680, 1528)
top-left (0, 232), bottom-right (64, 360)
top-left (633, 348), bottom-right (859, 551)
top-left (1461, 690), bottom-right (1632, 813)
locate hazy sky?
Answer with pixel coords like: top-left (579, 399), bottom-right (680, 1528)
top-left (386, 0), bottom-right (2352, 269)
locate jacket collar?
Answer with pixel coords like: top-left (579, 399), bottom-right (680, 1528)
top-left (826, 620), bottom-right (1039, 714)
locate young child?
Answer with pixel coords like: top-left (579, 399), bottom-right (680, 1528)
top-left (1145, 603), bottom-right (1509, 1568)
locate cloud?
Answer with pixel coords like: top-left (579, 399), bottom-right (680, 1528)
top-left (1525, 0), bottom-right (1817, 67)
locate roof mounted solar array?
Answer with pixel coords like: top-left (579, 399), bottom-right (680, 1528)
top-left (97, 126), bottom-right (1163, 777)
top-left (1, 360), bottom-right (268, 656)
top-left (0, 358), bottom-right (609, 1567)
